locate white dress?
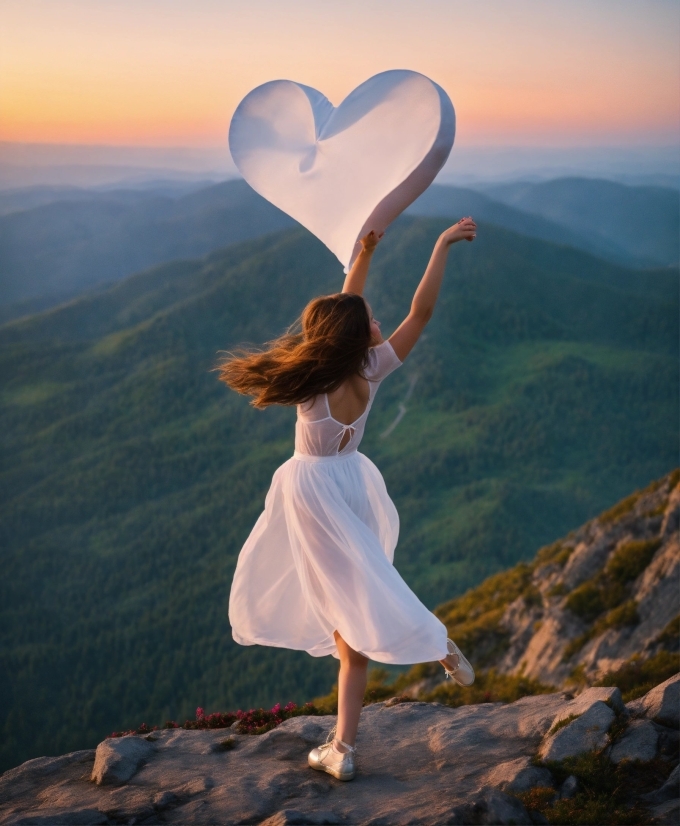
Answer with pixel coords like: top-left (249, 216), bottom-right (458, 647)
top-left (229, 340), bottom-right (449, 664)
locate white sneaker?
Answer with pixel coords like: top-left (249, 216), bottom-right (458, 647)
top-left (308, 725), bottom-right (356, 781)
top-left (443, 638), bottom-right (475, 686)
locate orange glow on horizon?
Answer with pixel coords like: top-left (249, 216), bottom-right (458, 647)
top-left (1, 0), bottom-right (678, 149)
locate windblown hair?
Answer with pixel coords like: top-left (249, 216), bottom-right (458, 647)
top-left (216, 293), bottom-right (372, 408)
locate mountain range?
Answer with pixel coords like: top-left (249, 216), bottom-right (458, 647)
top-left (1, 177), bottom-right (677, 322)
top-left (1, 214), bottom-right (676, 773)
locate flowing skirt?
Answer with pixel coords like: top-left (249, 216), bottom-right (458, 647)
top-left (229, 450), bottom-right (448, 664)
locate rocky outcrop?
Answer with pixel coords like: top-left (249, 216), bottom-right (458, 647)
top-left (1, 677), bottom-right (678, 826)
top-left (408, 470), bottom-right (680, 700)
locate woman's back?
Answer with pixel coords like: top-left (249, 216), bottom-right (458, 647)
top-left (295, 340), bottom-right (402, 458)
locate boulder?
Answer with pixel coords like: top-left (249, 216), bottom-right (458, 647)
top-left (90, 735), bottom-right (155, 786)
top-left (559, 775), bottom-right (579, 799)
top-left (610, 719), bottom-right (659, 763)
top-left (447, 787), bottom-right (533, 825)
top-left (539, 701), bottom-right (615, 762)
top-left (641, 763), bottom-right (680, 805)
top-left (550, 686), bottom-right (624, 727)
top-left (628, 673), bottom-right (680, 729)
top-left (483, 757), bottom-right (554, 793)
top-left (649, 798), bottom-right (680, 826)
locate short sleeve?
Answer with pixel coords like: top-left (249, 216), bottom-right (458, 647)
top-left (363, 340), bottom-right (403, 382)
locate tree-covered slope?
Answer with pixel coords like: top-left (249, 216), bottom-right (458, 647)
top-left (0, 217), bottom-right (676, 772)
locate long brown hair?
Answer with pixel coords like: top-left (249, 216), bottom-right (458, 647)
top-left (216, 293), bottom-right (372, 408)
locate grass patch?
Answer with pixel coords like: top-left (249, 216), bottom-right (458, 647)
top-left (432, 563), bottom-right (542, 669)
top-left (599, 492), bottom-right (642, 525)
top-left (549, 712), bottom-right (581, 736)
top-left (566, 581), bottom-right (606, 622)
top-left (313, 666), bottom-right (556, 713)
top-left (654, 614), bottom-right (679, 649)
top-left (521, 751), bottom-right (675, 825)
top-left (421, 668), bottom-right (555, 707)
top-left (607, 539), bottom-right (662, 584)
top-left (213, 736), bottom-right (236, 752)
top-left (602, 600), bottom-right (639, 630)
top-left (562, 601), bottom-right (639, 661)
top-left (548, 582), bottom-right (568, 597)
top-left (536, 541), bottom-right (573, 567)
top-left (595, 651), bottom-right (680, 702)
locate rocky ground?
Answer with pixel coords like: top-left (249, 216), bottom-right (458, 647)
top-left (1, 674), bottom-right (677, 826)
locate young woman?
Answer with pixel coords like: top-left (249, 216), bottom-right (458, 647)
top-left (219, 217), bottom-right (477, 781)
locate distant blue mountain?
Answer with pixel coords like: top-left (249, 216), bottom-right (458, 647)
top-left (481, 177), bottom-right (679, 268)
top-left (0, 180), bottom-right (295, 313)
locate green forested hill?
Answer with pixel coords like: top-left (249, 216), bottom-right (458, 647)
top-left (0, 217), bottom-right (677, 772)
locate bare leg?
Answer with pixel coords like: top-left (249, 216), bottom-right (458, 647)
top-left (334, 631), bottom-right (368, 751)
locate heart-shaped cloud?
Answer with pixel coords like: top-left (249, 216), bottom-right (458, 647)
top-left (229, 70), bottom-right (455, 270)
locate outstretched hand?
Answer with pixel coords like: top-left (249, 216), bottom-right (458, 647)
top-left (440, 217), bottom-right (477, 246)
top-left (359, 229), bottom-right (384, 254)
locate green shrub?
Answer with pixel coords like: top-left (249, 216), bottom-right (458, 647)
top-left (536, 541), bottom-right (570, 566)
top-left (599, 492), bottom-right (641, 525)
top-left (522, 751), bottom-right (675, 825)
top-left (435, 563), bottom-right (535, 627)
top-left (562, 601), bottom-right (639, 661)
top-left (566, 581), bottom-right (605, 622)
top-left (654, 614), bottom-right (679, 649)
top-left (523, 585), bottom-right (543, 608)
top-left (596, 651), bottom-right (680, 701)
top-left (601, 600), bottom-right (639, 630)
top-left (548, 582), bottom-right (567, 597)
top-left (422, 668), bottom-right (555, 707)
top-left (607, 539), bottom-right (662, 584)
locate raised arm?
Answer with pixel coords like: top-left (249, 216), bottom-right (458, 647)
top-left (388, 217), bottom-right (476, 362)
top-left (342, 230), bottom-right (383, 295)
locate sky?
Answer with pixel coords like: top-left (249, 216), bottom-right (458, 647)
top-left (1, 0), bottom-right (678, 151)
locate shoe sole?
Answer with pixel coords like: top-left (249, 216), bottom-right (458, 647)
top-left (308, 759), bottom-right (355, 781)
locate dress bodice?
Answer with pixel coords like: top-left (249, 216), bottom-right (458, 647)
top-left (295, 340), bottom-right (402, 457)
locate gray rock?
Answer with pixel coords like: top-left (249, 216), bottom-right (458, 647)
top-left (447, 787), bottom-right (533, 825)
top-left (610, 719), bottom-right (659, 763)
top-left (641, 764), bottom-right (680, 805)
top-left (560, 774), bottom-right (579, 799)
top-left (153, 790), bottom-right (181, 810)
top-left (632, 673), bottom-right (680, 729)
top-left (0, 752), bottom-right (95, 805)
top-left (90, 735), bottom-right (155, 785)
top-left (7, 809), bottom-right (107, 825)
top-left (550, 686), bottom-right (624, 727)
top-left (656, 723), bottom-right (680, 759)
top-left (483, 757), bottom-right (554, 793)
top-left (649, 798), bottom-right (680, 826)
top-left (260, 811), bottom-right (342, 826)
top-left (539, 701), bottom-right (615, 762)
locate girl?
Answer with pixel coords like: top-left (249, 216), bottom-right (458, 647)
top-left (218, 216), bottom-right (477, 781)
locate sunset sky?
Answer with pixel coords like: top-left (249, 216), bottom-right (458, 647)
top-left (1, 0), bottom-right (678, 152)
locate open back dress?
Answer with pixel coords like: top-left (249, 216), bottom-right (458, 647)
top-left (228, 340), bottom-right (449, 664)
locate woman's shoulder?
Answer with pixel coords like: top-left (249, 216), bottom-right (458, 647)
top-left (364, 339), bottom-right (402, 382)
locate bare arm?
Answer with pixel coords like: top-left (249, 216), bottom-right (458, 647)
top-left (342, 230), bottom-right (383, 295)
top-left (388, 217), bottom-right (476, 362)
